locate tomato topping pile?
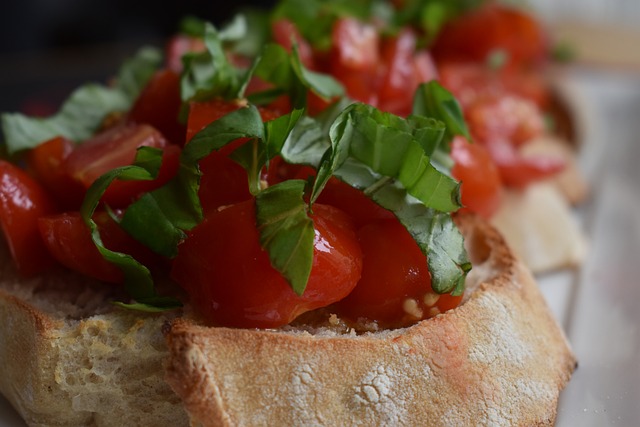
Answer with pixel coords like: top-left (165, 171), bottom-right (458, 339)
top-left (0, 0), bottom-right (563, 329)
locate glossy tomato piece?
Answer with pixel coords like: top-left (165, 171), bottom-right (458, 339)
top-left (378, 29), bottom-right (439, 116)
top-left (483, 138), bottom-right (565, 188)
top-left (272, 19), bottom-right (315, 69)
top-left (186, 99), bottom-right (282, 212)
top-left (62, 123), bottom-right (179, 207)
top-left (329, 18), bottom-right (380, 105)
top-left (450, 136), bottom-right (503, 219)
top-left (128, 69), bottom-right (185, 145)
top-left (26, 136), bottom-right (85, 210)
top-left (171, 201), bottom-right (363, 328)
top-left (291, 167), bottom-right (395, 227)
top-left (466, 94), bottom-right (545, 146)
top-left (0, 160), bottom-right (56, 276)
top-left (38, 211), bottom-right (163, 283)
top-left (431, 2), bottom-right (549, 71)
top-left (335, 219), bottom-right (462, 327)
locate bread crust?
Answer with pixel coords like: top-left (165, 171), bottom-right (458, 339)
top-left (164, 215), bottom-right (577, 427)
top-left (0, 262), bottom-right (189, 426)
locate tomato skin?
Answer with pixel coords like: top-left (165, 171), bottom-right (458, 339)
top-left (466, 94), bottom-right (545, 146)
top-left (0, 160), bottom-right (56, 276)
top-left (62, 123), bottom-right (178, 207)
top-left (26, 136), bottom-right (85, 210)
top-left (186, 99), bottom-right (282, 212)
top-left (290, 167), bottom-right (395, 227)
top-left (334, 219), bottom-right (461, 327)
top-left (431, 2), bottom-right (548, 71)
top-left (483, 138), bottom-right (565, 188)
top-left (128, 69), bottom-right (185, 145)
top-left (171, 201), bottom-right (363, 329)
top-left (450, 137), bottom-right (503, 219)
top-left (378, 29), bottom-right (439, 116)
top-left (329, 18), bottom-right (380, 105)
top-left (101, 143), bottom-right (181, 207)
top-left (38, 211), bottom-right (164, 283)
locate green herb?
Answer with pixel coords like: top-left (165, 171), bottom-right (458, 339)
top-left (256, 180), bottom-right (315, 295)
top-left (180, 23), bottom-right (248, 104)
top-left (120, 105), bottom-right (266, 258)
top-left (1, 47), bottom-right (162, 154)
top-left (80, 146), bottom-right (182, 311)
top-left (412, 81), bottom-right (470, 146)
top-left (311, 103), bottom-right (460, 213)
top-left (250, 43), bottom-right (344, 108)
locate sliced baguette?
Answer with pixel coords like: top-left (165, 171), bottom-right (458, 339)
top-left (164, 214), bottom-right (576, 426)
top-left (0, 214), bottom-right (575, 426)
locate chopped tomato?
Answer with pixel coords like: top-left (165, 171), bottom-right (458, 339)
top-left (0, 160), bottom-right (56, 276)
top-left (326, 19), bottom-right (438, 116)
top-left (26, 136), bottom-right (85, 210)
top-left (335, 219), bottom-right (461, 327)
top-left (378, 28), bottom-right (421, 116)
top-left (466, 94), bottom-right (545, 146)
top-left (291, 167), bottom-right (395, 227)
top-left (329, 18), bottom-right (380, 105)
top-left (128, 69), bottom-right (185, 145)
top-left (38, 211), bottom-right (163, 283)
top-left (431, 2), bottom-right (549, 71)
top-left (438, 61), bottom-right (550, 110)
top-left (186, 99), bottom-right (282, 212)
top-left (450, 137), bottom-right (503, 219)
top-left (62, 123), bottom-right (179, 207)
top-left (483, 138), bottom-right (565, 188)
top-left (171, 201), bottom-right (362, 328)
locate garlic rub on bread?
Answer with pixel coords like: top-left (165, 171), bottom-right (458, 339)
top-left (0, 214), bottom-right (575, 426)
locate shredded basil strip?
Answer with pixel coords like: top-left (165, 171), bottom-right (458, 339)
top-left (412, 80), bottom-right (470, 145)
top-left (80, 146), bottom-right (182, 311)
top-left (120, 105), bottom-right (265, 258)
top-left (256, 180), bottom-right (315, 295)
top-left (1, 47), bottom-right (162, 154)
top-left (333, 159), bottom-right (470, 294)
top-left (311, 103), bottom-right (461, 212)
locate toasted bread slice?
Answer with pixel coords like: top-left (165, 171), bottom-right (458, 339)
top-left (0, 254), bottom-right (188, 426)
top-left (164, 214), bottom-right (576, 426)
top-left (0, 215), bottom-right (575, 426)
top-left (491, 182), bottom-right (588, 273)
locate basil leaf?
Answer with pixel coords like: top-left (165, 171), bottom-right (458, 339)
top-left (290, 46), bottom-right (344, 101)
top-left (80, 146), bottom-right (182, 310)
top-left (1, 47), bottom-right (161, 154)
top-left (255, 180), bottom-right (314, 295)
top-left (313, 103), bottom-right (461, 212)
top-left (280, 115), bottom-right (329, 168)
top-left (120, 105), bottom-right (265, 257)
top-left (251, 43), bottom-right (343, 109)
top-left (180, 23), bottom-right (246, 104)
top-left (334, 159), bottom-right (470, 294)
top-left (412, 81), bottom-right (470, 144)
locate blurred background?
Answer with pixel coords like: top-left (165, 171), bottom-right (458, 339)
top-left (1, 0), bottom-right (639, 113)
top-left (0, 0), bottom-right (276, 113)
